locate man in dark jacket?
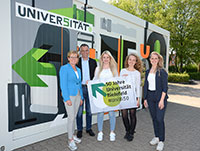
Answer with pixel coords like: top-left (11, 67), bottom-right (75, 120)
top-left (76, 44), bottom-right (97, 138)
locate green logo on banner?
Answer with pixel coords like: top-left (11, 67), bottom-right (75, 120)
top-left (92, 83), bottom-right (106, 98)
top-left (102, 82), bottom-right (121, 107)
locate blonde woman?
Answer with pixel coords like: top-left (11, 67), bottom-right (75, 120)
top-left (120, 53), bottom-right (142, 141)
top-left (143, 52), bottom-right (168, 151)
top-left (93, 50), bottom-right (118, 142)
top-left (59, 50), bottom-right (84, 151)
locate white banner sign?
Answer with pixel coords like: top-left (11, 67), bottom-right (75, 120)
top-left (15, 2), bottom-right (93, 34)
top-left (88, 76), bottom-right (137, 114)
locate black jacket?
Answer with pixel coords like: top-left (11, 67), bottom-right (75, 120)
top-left (143, 68), bottom-right (168, 101)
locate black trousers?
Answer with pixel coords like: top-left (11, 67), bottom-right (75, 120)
top-left (147, 91), bottom-right (167, 141)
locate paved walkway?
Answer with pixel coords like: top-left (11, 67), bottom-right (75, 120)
top-left (15, 81), bottom-right (200, 151)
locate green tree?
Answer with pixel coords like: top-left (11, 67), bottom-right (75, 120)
top-left (167, 0), bottom-right (200, 72)
top-left (109, 0), bottom-right (137, 15)
top-left (110, 0), bottom-right (200, 73)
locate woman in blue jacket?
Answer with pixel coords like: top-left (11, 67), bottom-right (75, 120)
top-left (59, 50), bottom-right (84, 151)
top-left (143, 52), bottom-right (168, 151)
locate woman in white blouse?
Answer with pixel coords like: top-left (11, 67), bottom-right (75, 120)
top-left (120, 53), bottom-right (142, 141)
top-left (93, 50), bottom-right (118, 142)
top-left (143, 52), bottom-right (168, 151)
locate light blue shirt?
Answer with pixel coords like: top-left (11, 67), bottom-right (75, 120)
top-left (81, 57), bottom-right (90, 84)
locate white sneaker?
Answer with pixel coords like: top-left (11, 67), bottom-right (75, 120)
top-left (73, 135), bottom-right (81, 144)
top-left (97, 132), bottom-right (103, 141)
top-left (110, 132), bottom-right (116, 141)
top-left (149, 137), bottom-right (159, 145)
top-left (156, 141), bottom-right (164, 151)
top-left (68, 140), bottom-right (77, 151)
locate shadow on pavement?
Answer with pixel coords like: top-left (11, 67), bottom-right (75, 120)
top-left (168, 83), bottom-right (200, 98)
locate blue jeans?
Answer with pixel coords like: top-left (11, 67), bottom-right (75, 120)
top-left (97, 111), bottom-right (116, 132)
top-left (147, 91), bottom-right (167, 141)
top-left (76, 85), bottom-right (92, 131)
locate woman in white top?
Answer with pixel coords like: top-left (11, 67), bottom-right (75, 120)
top-left (93, 50), bottom-right (118, 142)
top-left (120, 53), bottom-right (142, 141)
top-left (143, 52), bottom-right (168, 151)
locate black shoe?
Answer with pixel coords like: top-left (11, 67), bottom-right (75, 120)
top-left (86, 129), bottom-right (95, 136)
top-left (77, 131), bottom-right (82, 138)
top-left (124, 132), bottom-right (129, 139)
top-left (127, 134), bottom-right (134, 141)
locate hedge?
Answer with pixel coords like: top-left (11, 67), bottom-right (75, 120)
top-left (168, 73), bottom-right (190, 83)
top-left (183, 64), bottom-right (198, 73)
top-left (169, 64), bottom-right (198, 73)
top-left (188, 72), bottom-right (200, 80)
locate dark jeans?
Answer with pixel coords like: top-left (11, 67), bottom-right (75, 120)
top-left (76, 85), bottom-right (92, 131)
top-left (121, 108), bottom-right (137, 135)
top-left (147, 91), bottom-right (167, 142)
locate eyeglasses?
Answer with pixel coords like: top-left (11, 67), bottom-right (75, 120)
top-left (69, 56), bottom-right (78, 59)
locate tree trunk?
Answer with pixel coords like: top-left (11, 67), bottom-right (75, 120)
top-left (180, 56), bottom-right (183, 73)
top-left (199, 63), bottom-right (200, 72)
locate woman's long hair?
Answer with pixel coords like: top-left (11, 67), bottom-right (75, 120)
top-left (124, 53), bottom-right (143, 73)
top-left (97, 50), bottom-right (117, 78)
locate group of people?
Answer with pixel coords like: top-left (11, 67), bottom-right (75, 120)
top-left (59, 43), bottom-right (168, 151)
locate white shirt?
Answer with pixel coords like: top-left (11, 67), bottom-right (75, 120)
top-left (93, 66), bottom-right (117, 80)
top-left (147, 73), bottom-right (156, 91)
top-left (120, 69), bottom-right (141, 97)
top-left (81, 58), bottom-right (90, 84)
top-left (74, 71), bottom-right (79, 79)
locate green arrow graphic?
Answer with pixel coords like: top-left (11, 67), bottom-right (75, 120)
top-left (12, 48), bottom-right (56, 87)
top-left (92, 83), bottom-right (106, 98)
